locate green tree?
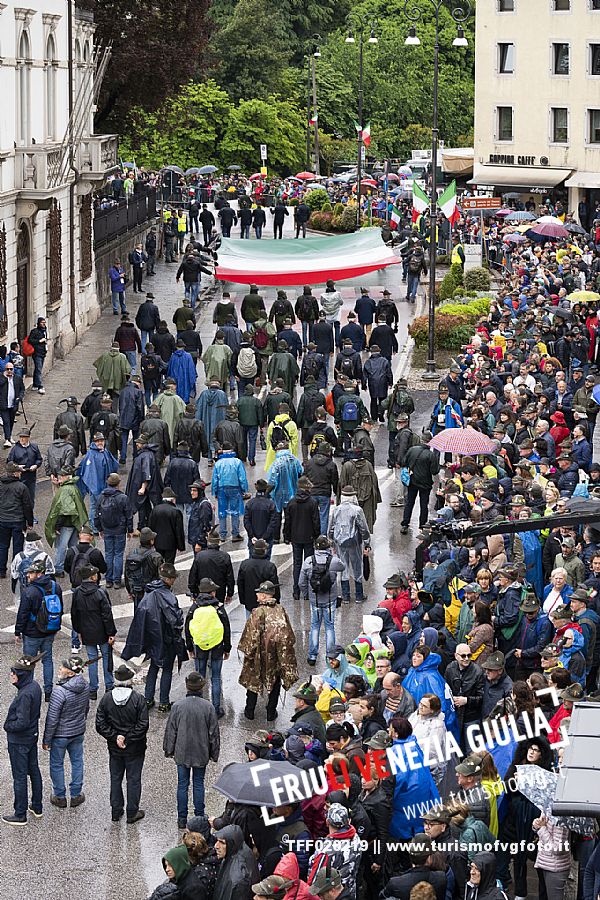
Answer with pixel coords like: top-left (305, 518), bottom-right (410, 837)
top-left (211, 0), bottom-right (292, 101)
top-left (122, 81), bottom-right (233, 170)
top-left (221, 97), bottom-right (305, 171)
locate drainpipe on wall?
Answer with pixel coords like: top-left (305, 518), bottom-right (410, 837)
top-left (67, 0), bottom-right (77, 333)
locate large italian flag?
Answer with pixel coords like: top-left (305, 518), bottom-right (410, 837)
top-left (215, 231), bottom-right (401, 286)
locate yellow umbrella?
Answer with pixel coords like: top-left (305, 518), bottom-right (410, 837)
top-left (568, 290), bottom-right (600, 304)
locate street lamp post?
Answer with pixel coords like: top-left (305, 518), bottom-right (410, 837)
top-left (304, 36), bottom-right (322, 175)
top-left (403, 0), bottom-right (471, 377)
top-left (345, 18), bottom-right (378, 227)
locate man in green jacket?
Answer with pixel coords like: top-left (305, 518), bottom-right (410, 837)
top-left (237, 385), bottom-right (265, 467)
top-left (154, 380), bottom-right (186, 443)
top-left (93, 343), bottom-right (131, 394)
top-left (241, 284), bottom-right (266, 330)
top-left (45, 466), bottom-right (89, 575)
top-left (202, 332), bottom-right (232, 391)
top-left (267, 340), bottom-right (299, 397)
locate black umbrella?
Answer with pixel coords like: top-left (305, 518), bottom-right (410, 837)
top-left (550, 306), bottom-right (573, 320)
top-left (214, 760), bottom-right (315, 807)
top-left (565, 223), bottom-right (587, 235)
top-left (163, 165), bottom-right (184, 175)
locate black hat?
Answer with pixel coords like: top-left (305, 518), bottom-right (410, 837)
top-left (481, 651), bottom-right (505, 671)
top-left (159, 563), bottom-right (178, 580)
top-left (256, 580), bottom-right (277, 596)
top-left (293, 682), bottom-right (318, 703)
top-left (315, 535), bottom-right (331, 550)
top-left (11, 651), bottom-right (45, 672)
top-left (78, 565), bottom-right (99, 582)
top-left (113, 664), bottom-right (135, 683)
top-left (162, 487), bottom-right (177, 500)
top-left (252, 538), bottom-right (269, 557)
top-left (198, 578), bottom-right (219, 593)
top-left (57, 425), bottom-right (72, 438)
top-left (139, 526), bottom-right (157, 544)
top-left (365, 730), bottom-right (393, 750)
top-left (185, 671), bottom-right (206, 692)
top-left (25, 530), bottom-right (42, 542)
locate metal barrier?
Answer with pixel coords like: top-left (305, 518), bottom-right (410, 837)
top-left (93, 188), bottom-right (157, 248)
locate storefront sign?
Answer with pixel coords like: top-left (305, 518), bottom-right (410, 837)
top-left (488, 155), bottom-right (538, 166)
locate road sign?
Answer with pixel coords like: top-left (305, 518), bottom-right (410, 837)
top-left (260, 144), bottom-right (267, 161)
top-left (260, 166), bottom-right (267, 176)
top-left (462, 197), bottom-right (502, 210)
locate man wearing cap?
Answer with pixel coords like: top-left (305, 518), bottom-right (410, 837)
top-left (268, 340), bottom-right (300, 397)
top-left (202, 330), bottom-right (232, 393)
top-left (10, 530), bottom-right (54, 602)
top-left (53, 397), bottom-right (87, 458)
top-left (41, 655), bottom-right (90, 808)
top-left (308, 803), bottom-right (363, 899)
top-left (189, 528), bottom-right (235, 603)
top-left (125, 434), bottom-right (163, 529)
top-left (368, 314), bottom-right (398, 363)
top-left (290, 680), bottom-right (327, 746)
top-left (155, 379), bottom-right (186, 444)
top-left (93, 342), bottom-right (131, 394)
top-left (238, 581), bottom-right (298, 722)
top-left (429, 384), bottom-right (464, 436)
top-left (299, 535), bottom-right (344, 665)
top-left (188, 479), bottom-right (214, 551)
top-left (354, 287), bottom-right (377, 344)
top-left (329, 486), bottom-right (370, 603)
top-left (339, 311), bottom-right (366, 356)
top-left (118, 375), bottom-right (145, 464)
top-left (184, 578), bottom-right (231, 718)
top-left (300, 342), bottom-right (327, 390)
top-left (554, 536), bottom-right (586, 588)
top-left (44, 425), bottom-right (76, 491)
top-left (263, 377), bottom-right (296, 425)
top-left (0, 461), bottom-right (34, 579)
top-left (241, 284), bottom-right (266, 332)
top-left (148, 488), bottom-right (185, 564)
top-left (95, 663), bottom-right (149, 823)
top-left (71, 565), bottom-right (117, 697)
top-left (14, 559), bottom-right (64, 700)
top-left (164, 442), bottom-right (200, 522)
top-left (6, 428), bottom-right (42, 511)
top-left (2, 652), bottom-right (44, 825)
top-left (166, 340), bottom-right (197, 404)
top-left (237, 539), bottom-right (280, 616)
top-left (194, 380), bottom-right (227, 466)
top-left (494, 565), bottom-right (523, 663)
top-left (123, 563), bottom-right (185, 711)
top-left (362, 345), bottom-right (391, 423)
top-left (454, 755), bottom-right (491, 828)
top-left (513, 593), bottom-right (553, 680)
top-left (296, 377), bottom-right (327, 461)
top-left (95, 472), bottom-right (133, 587)
top-left (481, 651), bottom-right (513, 719)
top-left (45, 466), bottom-right (89, 576)
top-left (124, 526), bottom-right (163, 608)
top-left (79, 433), bottom-right (119, 534)
top-left (135, 292), bottom-right (161, 352)
top-left (244, 479), bottom-right (278, 557)
top-left (90, 393), bottom-right (121, 460)
top-left (173, 403), bottom-right (208, 465)
top-left (163, 669), bottom-right (220, 827)
top-left (213, 405), bottom-right (247, 462)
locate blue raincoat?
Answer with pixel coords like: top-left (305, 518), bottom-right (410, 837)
top-left (167, 348), bottom-right (197, 403)
top-left (559, 629), bottom-right (586, 685)
top-left (322, 654), bottom-right (365, 691)
top-left (402, 652), bottom-right (460, 741)
top-left (211, 450), bottom-right (248, 518)
top-left (78, 443), bottom-right (119, 497)
top-left (267, 449), bottom-right (303, 512)
top-left (389, 735), bottom-right (440, 838)
top-left (195, 386), bottom-right (227, 454)
top-left (518, 529), bottom-right (543, 600)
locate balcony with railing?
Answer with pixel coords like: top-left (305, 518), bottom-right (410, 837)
top-left (93, 187), bottom-right (158, 248)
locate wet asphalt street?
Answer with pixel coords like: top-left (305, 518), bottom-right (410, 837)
top-left (0, 221), bottom-right (436, 899)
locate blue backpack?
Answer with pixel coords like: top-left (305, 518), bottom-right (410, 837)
top-left (31, 581), bottom-right (63, 634)
top-left (341, 399), bottom-right (359, 427)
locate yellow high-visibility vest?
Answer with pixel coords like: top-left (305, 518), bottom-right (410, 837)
top-left (452, 244), bottom-right (464, 266)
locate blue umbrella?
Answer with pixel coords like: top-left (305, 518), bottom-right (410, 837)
top-left (185, 167), bottom-right (201, 175)
top-left (198, 165), bottom-right (218, 175)
top-left (506, 211), bottom-right (536, 222)
top-left (592, 385), bottom-right (600, 406)
top-left (121, 161), bottom-right (136, 169)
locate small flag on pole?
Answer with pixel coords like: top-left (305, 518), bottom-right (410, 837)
top-left (438, 179), bottom-right (460, 225)
top-left (390, 204), bottom-right (402, 230)
top-left (412, 181), bottom-right (429, 224)
top-left (354, 121), bottom-right (362, 134)
top-left (362, 122), bottom-right (371, 147)
top-left (309, 113), bottom-right (318, 125)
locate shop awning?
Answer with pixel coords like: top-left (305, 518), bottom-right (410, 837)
top-left (564, 171), bottom-right (600, 189)
top-left (215, 230), bottom-right (401, 286)
top-left (469, 162), bottom-right (572, 191)
top-left (442, 148), bottom-right (474, 176)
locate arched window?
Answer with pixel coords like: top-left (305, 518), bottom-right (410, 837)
top-left (17, 30), bottom-right (31, 145)
top-left (46, 34), bottom-right (57, 141)
top-left (74, 38), bottom-right (82, 96)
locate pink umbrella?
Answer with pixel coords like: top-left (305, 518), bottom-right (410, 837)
top-left (503, 232), bottom-right (526, 243)
top-left (249, 173), bottom-right (263, 181)
top-left (528, 221), bottom-right (569, 240)
top-left (496, 208), bottom-right (514, 217)
top-left (428, 426), bottom-right (498, 456)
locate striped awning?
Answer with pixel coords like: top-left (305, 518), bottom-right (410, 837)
top-left (215, 231), bottom-right (401, 286)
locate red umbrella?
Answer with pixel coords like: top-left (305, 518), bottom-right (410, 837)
top-left (428, 426), bottom-right (498, 456)
top-left (361, 178), bottom-right (378, 188)
top-left (495, 208), bottom-right (514, 217)
top-left (249, 173), bottom-right (263, 181)
top-left (295, 171), bottom-right (316, 180)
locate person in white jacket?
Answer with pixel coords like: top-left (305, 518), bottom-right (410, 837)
top-left (408, 693), bottom-right (448, 787)
top-left (532, 814), bottom-right (571, 900)
top-left (320, 279), bottom-right (344, 349)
